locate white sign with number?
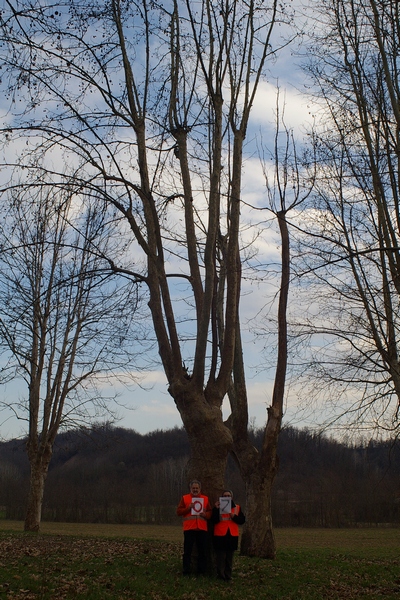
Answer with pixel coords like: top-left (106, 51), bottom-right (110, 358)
top-left (191, 497), bottom-right (204, 515)
top-left (219, 497), bottom-right (232, 514)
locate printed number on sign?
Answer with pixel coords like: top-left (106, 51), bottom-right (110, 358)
top-left (219, 497), bottom-right (231, 514)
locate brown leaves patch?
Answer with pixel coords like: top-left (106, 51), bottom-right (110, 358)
top-left (0, 534), bottom-right (177, 561)
top-left (0, 534), bottom-right (181, 600)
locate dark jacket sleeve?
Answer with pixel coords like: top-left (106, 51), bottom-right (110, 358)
top-left (232, 507), bottom-right (245, 525)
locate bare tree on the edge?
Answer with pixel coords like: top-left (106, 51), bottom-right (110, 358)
top-left (0, 184), bottom-right (141, 532)
top-left (296, 0), bottom-right (400, 435)
top-left (0, 0), bottom-right (295, 555)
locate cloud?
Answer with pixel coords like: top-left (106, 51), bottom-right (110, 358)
top-left (250, 80), bottom-right (314, 135)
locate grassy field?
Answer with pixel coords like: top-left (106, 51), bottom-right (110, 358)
top-left (0, 522), bottom-right (399, 599)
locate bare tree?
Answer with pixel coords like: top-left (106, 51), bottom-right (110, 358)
top-left (0, 0), bottom-right (294, 554)
top-left (297, 0), bottom-right (400, 434)
top-left (0, 181), bottom-right (142, 531)
top-left (228, 102), bottom-right (312, 556)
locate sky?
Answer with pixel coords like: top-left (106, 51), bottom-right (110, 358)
top-left (0, 0), bottom-right (323, 441)
top-left (0, 77), bottom-right (315, 440)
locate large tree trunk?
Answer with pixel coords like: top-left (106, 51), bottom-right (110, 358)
top-left (184, 419), bottom-right (232, 502)
top-left (171, 383), bottom-right (233, 502)
top-left (171, 385), bottom-right (232, 577)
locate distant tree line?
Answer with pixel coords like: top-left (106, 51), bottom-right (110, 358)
top-left (1, 424), bottom-right (399, 528)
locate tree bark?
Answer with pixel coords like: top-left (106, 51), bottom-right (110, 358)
top-left (170, 382), bottom-right (233, 501)
top-left (24, 450), bottom-right (52, 532)
top-left (240, 472), bottom-right (276, 558)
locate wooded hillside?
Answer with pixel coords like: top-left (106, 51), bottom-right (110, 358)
top-left (1, 425), bottom-right (399, 527)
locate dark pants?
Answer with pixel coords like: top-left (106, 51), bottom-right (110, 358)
top-left (183, 529), bottom-right (208, 575)
top-left (215, 548), bottom-right (234, 580)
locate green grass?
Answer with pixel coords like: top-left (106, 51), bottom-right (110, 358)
top-left (0, 523), bottom-right (399, 599)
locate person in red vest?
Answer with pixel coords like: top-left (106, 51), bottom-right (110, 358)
top-left (212, 489), bottom-right (245, 581)
top-left (176, 479), bottom-right (212, 576)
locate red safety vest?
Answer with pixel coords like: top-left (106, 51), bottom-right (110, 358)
top-left (180, 493), bottom-right (210, 531)
top-left (213, 504), bottom-right (240, 537)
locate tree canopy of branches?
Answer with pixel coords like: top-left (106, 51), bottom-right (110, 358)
top-left (297, 0), bottom-right (400, 435)
top-left (0, 182), bottom-right (142, 531)
top-left (0, 0), bottom-right (293, 556)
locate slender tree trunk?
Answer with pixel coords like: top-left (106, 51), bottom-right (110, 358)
top-left (232, 211), bottom-right (289, 558)
top-left (24, 455), bottom-right (51, 532)
top-left (238, 403), bottom-right (282, 558)
top-left (240, 472), bottom-right (276, 558)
